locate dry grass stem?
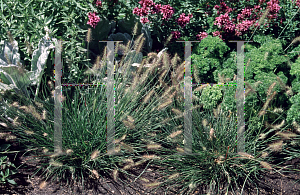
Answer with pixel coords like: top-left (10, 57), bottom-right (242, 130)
top-left (266, 82), bottom-right (277, 97)
top-left (194, 84), bottom-right (209, 92)
top-left (259, 91), bottom-right (277, 117)
top-left (168, 173), bottom-right (180, 180)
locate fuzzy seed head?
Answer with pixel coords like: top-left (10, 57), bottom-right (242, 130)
top-left (123, 158), bottom-right (134, 164)
top-left (147, 144), bottom-right (161, 150)
top-left (144, 182), bottom-right (161, 188)
top-left (122, 120), bottom-right (135, 129)
top-left (171, 108), bottom-right (182, 116)
top-left (260, 152), bottom-right (268, 158)
top-left (39, 181), bottom-right (47, 189)
top-left (257, 8), bottom-right (269, 27)
top-left (50, 159), bottom-right (63, 167)
top-left (202, 119), bottom-right (208, 127)
top-left (7, 31), bottom-right (14, 46)
top-left (209, 128), bottom-right (216, 141)
top-left (238, 152), bottom-right (254, 159)
top-left (291, 36), bottom-right (300, 45)
top-left (142, 155), bottom-right (160, 159)
top-left (156, 99), bottom-right (173, 111)
top-left (66, 149), bottom-right (73, 155)
top-left (169, 130), bottom-right (183, 138)
top-left (0, 122), bottom-right (7, 128)
top-left (168, 173), bottom-right (180, 180)
top-left (260, 161), bottom-right (272, 171)
top-left (268, 140), bottom-right (285, 152)
top-left (139, 177), bottom-right (150, 182)
top-left (86, 28), bottom-right (92, 43)
top-left (91, 169), bottom-right (99, 179)
top-left (113, 169), bottom-right (118, 182)
top-left (24, 130), bottom-right (34, 135)
top-left (276, 131), bottom-right (298, 140)
top-left (176, 147), bottom-right (184, 153)
top-left (292, 121), bottom-right (300, 133)
top-left (91, 150), bottom-right (100, 160)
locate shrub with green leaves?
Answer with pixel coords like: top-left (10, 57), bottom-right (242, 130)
top-left (192, 35), bottom-right (300, 126)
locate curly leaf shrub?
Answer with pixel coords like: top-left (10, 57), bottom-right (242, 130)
top-left (192, 35), bottom-right (300, 125)
top-left (191, 35), bottom-right (230, 83)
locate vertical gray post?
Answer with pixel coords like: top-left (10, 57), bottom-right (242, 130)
top-left (184, 41), bottom-right (192, 154)
top-left (99, 41), bottom-right (122, 155)
top-left (54, 40), bottom-right (63, 154)
top-left (176, 41), bottom-right (200, 155)
top-left (229, 40), bottom-right (252, 153)
top-left (106, 41), bottom-right (116, 154)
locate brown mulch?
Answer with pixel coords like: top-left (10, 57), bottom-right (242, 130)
top-left (1, 135), bottom-right (300, 195)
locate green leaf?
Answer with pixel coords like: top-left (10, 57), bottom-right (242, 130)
top-left (7, 179), bottom-right (17, 185)
top-left (44, 15), bottom-right (53, 25)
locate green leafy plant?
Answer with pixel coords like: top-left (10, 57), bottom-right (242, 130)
top-left (0, 30), bottom-right (56, 101)
top-left (0, 146), bottom-right (17, 185)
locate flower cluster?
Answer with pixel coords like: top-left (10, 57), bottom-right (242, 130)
top-left (95, 0), bottom-right (102, 7)
top-left (133, 0), bottom-right (175, 24)
top-left (212, 0), bottom-right (282, 39)
top-left (177, 13), bottom-right (193, 28)
top-left (293, 0), bottom-right (300, 7)
top-left (196, 32), bottom-right (208, 41)
top-left (214, 13), bottom-right (236, 33)
top-left (160, 4), bottom-right (175, 20)
top-left (171, 31), bottom-right (181, 40)
top-left (266, 0), bottom-right (281, 20)
top-left (87, 12), bottom-right (101, 29)
top-left (214, 2), bottom-right (233, 15)
top-left (212, 31), bottom-right (222, 40)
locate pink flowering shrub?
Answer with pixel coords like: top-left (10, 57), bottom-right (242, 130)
top-left (87, 12), bottom-right (101, 29)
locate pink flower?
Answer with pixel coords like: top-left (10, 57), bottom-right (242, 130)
top-left (151, 4), bottom-right (162, 14)
top-left (196, 32), bottom-right (208, 41)
top-left (214, 13), bottom-right (235, 33)
top-left (160, 4), bottom-right (175, 20)
top-left (171, 31), bottom-right (181, 39)
top-left (95, 0), bottom-right (102, 7)
top-left (133, 7), bottom-right (150, 16)
top-left (138, 0), bottom-right (154, 8)
top-left (140, 17), bottom-right (150, 24)
top-left (177, 13), bottom-right (191, 28)
top-left (87, 12), bottom-right (100, 28)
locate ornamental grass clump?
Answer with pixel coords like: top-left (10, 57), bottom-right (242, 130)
top-left (0, 22), bottom-right (201, 190)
